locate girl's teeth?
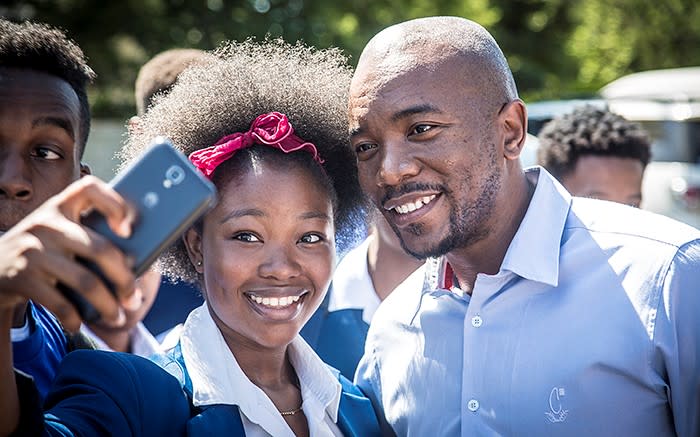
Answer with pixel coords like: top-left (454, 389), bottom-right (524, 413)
top-left (250, 294), bottom-right (301, 308)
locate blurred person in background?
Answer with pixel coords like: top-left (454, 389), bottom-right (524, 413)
top-left (130, 48), bottom-right (214, 128)
top-left (537, 105), bottom-right (651, 207)
top-left (80, 268), bottom-right (162, 356)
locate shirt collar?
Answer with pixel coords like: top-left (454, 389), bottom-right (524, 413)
top-left (499, 166), bottom-right (570, 286)
top-left (429, 167), bottom-right (570, 290)
top-left (180, 303), bottom-right (341, 423)
top-left (80, 322), bottom-right (162, 358)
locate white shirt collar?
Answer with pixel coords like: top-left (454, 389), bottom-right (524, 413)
top-left (180, 303), bottom-right (341, 435)
top-left (328, 235), bottom-right (381, 323)
top-left (80, 322), bottom-right (162, 358)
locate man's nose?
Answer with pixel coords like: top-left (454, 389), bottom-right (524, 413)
top-left (0, 152), bottom-right (33, 201)
top-left (377, 140), bottom-right (420, 188)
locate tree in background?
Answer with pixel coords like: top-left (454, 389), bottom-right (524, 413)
top-left (1, 0), bottom-right (698, 118)
top-left (569, 0), bottom-right (700, 90)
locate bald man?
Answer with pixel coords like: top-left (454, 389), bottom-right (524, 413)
top-left (349, 16), bottom-right (700, 436)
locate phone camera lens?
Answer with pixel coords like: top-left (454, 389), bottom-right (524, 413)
top-left (165, 165), bottom-right (185, 185)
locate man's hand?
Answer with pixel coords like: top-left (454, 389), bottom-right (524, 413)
top-left (0, 176), bottom-right (138, 332)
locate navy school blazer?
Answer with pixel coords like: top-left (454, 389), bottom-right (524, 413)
top-left (27, 349), bottom-right (380, 436)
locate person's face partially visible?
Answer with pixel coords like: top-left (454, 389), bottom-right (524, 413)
top-left (188, 161), bottom-right (335, 352)
top-left (562, 156), bottom-right (645, 207)
top-left (349, 60), bottom-right (503, 259)
top-left (0, 68), bottom-right (83, 232)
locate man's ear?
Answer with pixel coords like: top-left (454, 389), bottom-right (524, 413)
top-left (80, 162), bottom-right (92, 177)
top-left (499, 99), bottom-right (528, 161)
top-left (183, 227), bottom-right (204, 274)
top-left (127, 115), bottom-right (141, 136)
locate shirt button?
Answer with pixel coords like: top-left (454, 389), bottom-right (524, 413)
top-left (471, 315), bottom-right (483, 328)
top-left (467, 399), bottom-right (480, 412)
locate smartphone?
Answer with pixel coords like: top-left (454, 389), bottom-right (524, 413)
top-left (59, 137), bottom-right (217, 323)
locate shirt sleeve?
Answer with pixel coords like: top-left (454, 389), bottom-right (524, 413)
top-left (656, 239), bottom-right (700, 436)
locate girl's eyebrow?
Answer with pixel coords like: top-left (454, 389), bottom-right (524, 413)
top-left (299, 211), bottom-right (331, 221)
top-left (219, 208), bottom-right (264, 224)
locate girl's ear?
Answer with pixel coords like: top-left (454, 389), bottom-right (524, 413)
top-left (183, 227), bottom-right (204, 274)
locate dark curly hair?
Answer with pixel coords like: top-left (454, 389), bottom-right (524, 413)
top-left (119, 38), bottom-right (367, 285)
top-left (536, 105), bottom-right (651, 179)
top-left (0, 18), bottom-right (95, 156)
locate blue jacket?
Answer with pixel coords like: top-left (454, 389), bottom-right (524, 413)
top-left (29, 349), bottom-right (379, 436)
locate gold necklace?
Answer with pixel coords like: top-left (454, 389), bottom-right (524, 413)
top-left (279, 371), bottom-right (303, 417)
top-left (279, 404), bottom-right (303, 416)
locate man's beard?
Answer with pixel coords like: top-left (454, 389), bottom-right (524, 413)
top-left (392, 166), bottom-right (502, 259)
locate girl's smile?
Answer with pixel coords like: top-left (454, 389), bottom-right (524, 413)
top-left (244, 288), bottom-right (310, 321)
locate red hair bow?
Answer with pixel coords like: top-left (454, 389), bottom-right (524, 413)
top-left (188, 112), bottom-right (324, 178)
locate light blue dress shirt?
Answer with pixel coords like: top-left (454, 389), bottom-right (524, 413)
top-left (355, 167), bottom-right (700, 437)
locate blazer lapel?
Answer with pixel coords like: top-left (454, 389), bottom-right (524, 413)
top-left (336, 378), bottom-right (382, 437)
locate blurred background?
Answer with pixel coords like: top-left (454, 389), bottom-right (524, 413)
top-left (2, 0), bottom-right (700, 225)
top-left (4, 1), bottom-right (699, 120)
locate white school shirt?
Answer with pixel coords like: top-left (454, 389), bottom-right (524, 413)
top-left (180, 303), bottom-right (343, 437)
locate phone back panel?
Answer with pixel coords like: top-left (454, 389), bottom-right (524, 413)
top-left (84, 139), bottom-right (216, 276)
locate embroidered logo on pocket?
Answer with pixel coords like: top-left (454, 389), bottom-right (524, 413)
top-left (545, 387), bottom-right (569, 423)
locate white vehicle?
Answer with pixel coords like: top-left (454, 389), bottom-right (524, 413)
top-left (602, 67), bottom-right (700, 229)
top-left (525, 66), bottom-right (700, 229)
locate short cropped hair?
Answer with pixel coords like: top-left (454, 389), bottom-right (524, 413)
top-left (121, 39), bottom-right (367, 285)
top-left (134, 48), bottom-right (213, 115)
top-left (537, 105), bottom-right (651, 179)
top-left (0, 18), bottom-right (95, 156)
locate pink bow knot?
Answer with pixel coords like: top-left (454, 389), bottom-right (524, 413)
top-left (189, 112), bottom-right (324, 178)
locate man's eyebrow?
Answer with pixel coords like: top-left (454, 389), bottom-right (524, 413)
top-left (350, 104), bottom-right (443, 138)
top-left (32, 116), bottom-right (75, 141)
top-left (391, 104), bottom-right (443, 123)
top-left (220, 208), bottom-right (264, 224)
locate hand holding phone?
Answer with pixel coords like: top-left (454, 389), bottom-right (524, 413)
top-left (60, 137), bottom-right (216, 323)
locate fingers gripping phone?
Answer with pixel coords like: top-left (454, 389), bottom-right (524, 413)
top-left (58, 137), bottom-right (216, 323)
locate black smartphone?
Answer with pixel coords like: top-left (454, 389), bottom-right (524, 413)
top-left (59, 137), bottom-right (217, 323)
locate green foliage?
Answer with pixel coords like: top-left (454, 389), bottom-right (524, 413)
top-left (1, 0), bottom-right (699, 117)
top-left (569, 0), bottom-right (700, 90)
